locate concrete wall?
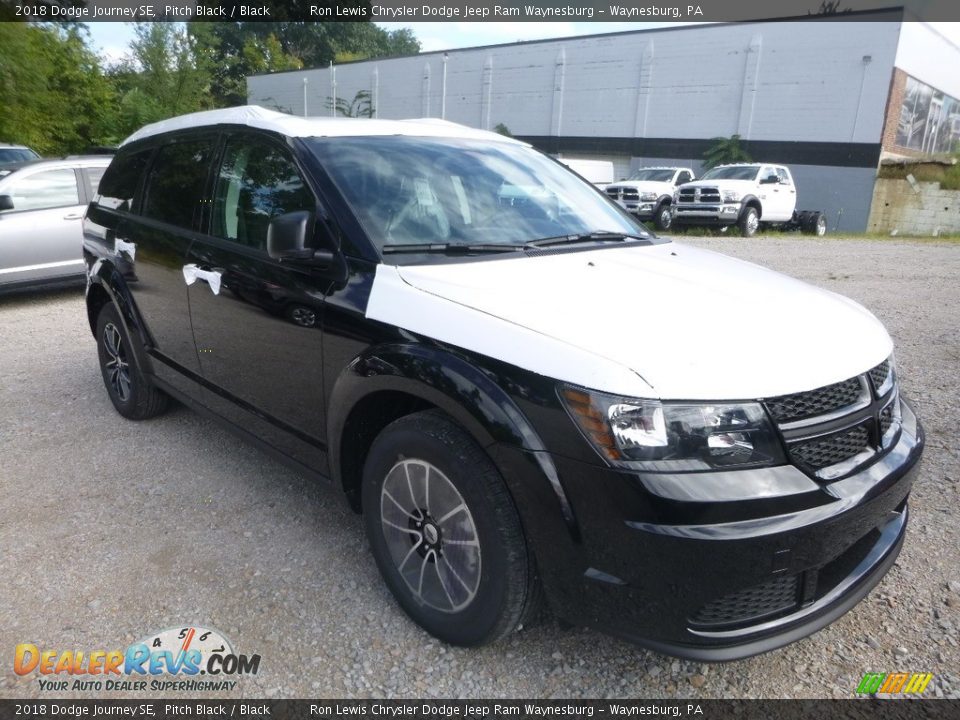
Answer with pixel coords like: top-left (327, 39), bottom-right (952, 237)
top-left (247, 21), bottom-right (900, 144)
top-left (868, 179), bottom-right (960, 235)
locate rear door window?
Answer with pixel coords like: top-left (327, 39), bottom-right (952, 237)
top-left (2, 168), bottom-right (80, 212)
top-left (142, 140), bottom-right (215, 230)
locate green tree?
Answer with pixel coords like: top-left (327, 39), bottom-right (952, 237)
top-left (702, 134), bottom-right (752, 169)
top-left (0, 23), bottom-right (117, 154)
top-left (189, 21), bottom-right (421, 107)
top-left (108, 23), bottom-right (214, 136)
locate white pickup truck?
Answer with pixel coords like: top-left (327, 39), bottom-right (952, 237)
top-left (604, 167), bottom-right (695, 231)
top-left (671, 163), bottom-right (826, 237)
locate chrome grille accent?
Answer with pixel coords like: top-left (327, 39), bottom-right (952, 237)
top-left (678, 187), bottom-right (721, 204)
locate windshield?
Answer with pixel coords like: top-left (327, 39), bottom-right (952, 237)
top-left (0, 148), bottom-right (39, 164)
top-left (627, 169), bottom-right (675, 182)
top-left (700, 166), bottom-right (760, 181)
top-left (307, 137), bottom-right (654, 256)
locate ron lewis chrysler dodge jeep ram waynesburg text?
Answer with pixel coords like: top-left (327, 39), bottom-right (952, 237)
top-left (82, 107), bottom-right (923, 660)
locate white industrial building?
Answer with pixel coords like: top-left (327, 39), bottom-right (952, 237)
top-left (247, 10), bottom-right (960, 231)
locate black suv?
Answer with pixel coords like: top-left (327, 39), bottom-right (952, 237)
top-left (83, 107), bottom-right (923, 660)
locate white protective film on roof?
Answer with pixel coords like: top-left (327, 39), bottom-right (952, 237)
top-left (121, 106), bottom-right (528, 147)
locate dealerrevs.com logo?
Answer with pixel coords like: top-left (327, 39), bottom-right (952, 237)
top-left (14, 626), bottom-right (261, 692)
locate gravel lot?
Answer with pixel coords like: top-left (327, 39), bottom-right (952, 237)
top-left (1, 236), bottom-right (958, 700)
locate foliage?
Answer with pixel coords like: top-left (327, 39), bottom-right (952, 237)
top-left (702, 135), bottom-right (752, 169)
top-left (0, 23), bottom-right (116, 155)
top-left (325, 90), bottom-right (375, 118)
top-left (493, 123), bottom-right (513, 137)
top-left (188, 21), bottom-right (420, 107)
top-left (877, 157), bottom-right (960, 191)
top-left (0, 20), bottom-right (421, 155)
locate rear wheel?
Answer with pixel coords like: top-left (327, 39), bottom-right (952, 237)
top-left (96, 304), bottom-right (168, 420)
top-left (802, 211), bottom-right (827, 236)
top-left (738, 206), bottom-right (759, 237)
top-left (362, 410), bottom-right (539, 646)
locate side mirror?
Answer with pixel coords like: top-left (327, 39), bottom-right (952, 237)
top-left (0, 195), bottom-right (13, 211)
top-left (267, 210), bottom-right (338, 267)
top-left (760, 175), bottom-right (779, 185)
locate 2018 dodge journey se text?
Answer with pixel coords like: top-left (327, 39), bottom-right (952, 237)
top-left (82, 107), bottom-right (924, 660)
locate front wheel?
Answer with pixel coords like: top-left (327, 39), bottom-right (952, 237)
top-left (362, 410), bottom-right (539, 646)
top-left (738, 206), bottom-right (759, 237)
top-left (653, 202), bottom-right (673, 231)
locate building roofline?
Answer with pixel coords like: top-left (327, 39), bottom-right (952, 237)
top-left (247, 7), bottom-right (906, 79)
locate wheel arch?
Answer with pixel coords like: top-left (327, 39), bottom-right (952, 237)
top-left (86, 261), bottom-right (156, 376)
top-left (327, 343), bottom-right (576, 532)
top-left (741, 195), bottom-right (762, 217)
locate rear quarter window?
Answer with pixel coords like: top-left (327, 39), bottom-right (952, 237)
top-left (98, 149), bottom-right (152, 212)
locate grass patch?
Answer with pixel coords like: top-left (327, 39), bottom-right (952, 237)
top-left (878, 157), bottom-right (960, 190)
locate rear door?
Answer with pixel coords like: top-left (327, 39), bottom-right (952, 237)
top-left (0, 166), bottom-right (86, 286)
top-left (184, 131), bottom-right (332, 467)
top-left (119, 136), bottom-right (218, 376)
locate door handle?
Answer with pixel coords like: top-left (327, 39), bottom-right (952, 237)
top-left (114, 238), bottom-right (136, 261)
top-left (182, 264), bottom-right (222, 295)
top-left (63, 213), bottom-right (83, 220)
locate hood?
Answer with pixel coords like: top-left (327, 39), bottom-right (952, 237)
top-left (682, 178), bottom-right (758, 189)
top-left (370, 243), bottom-right (892, 401)
top-left (607, 180), bottom-right (673, 193)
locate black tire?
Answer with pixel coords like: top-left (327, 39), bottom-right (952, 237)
top-left (653, 202), bottom-right (673, 231)
top-left (96, 303), bottom-right (169, 420)
top-left (362, 410), bottom-right (540, 646)
top-left (802, 211), bottom-right (827, 237)
top-left (738, 206), bottom-right (760, 237)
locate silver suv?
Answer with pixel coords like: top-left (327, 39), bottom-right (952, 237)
top-left (0, 156), bottom-right (110, 292)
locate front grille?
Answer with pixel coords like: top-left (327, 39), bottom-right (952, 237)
top-left (677, 187), bottom-right (721, 204)
top-left (690, 574), bottom-right (799, 629)
top-left (790, 424), bottom-right (871, 471)
top-left (766, 376), bottom-right (863, 423)
top-left (870, 359), bottom-right (891, 393)
top-left (606, 187), bottom-right (639, 202)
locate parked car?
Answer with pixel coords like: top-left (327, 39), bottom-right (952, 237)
top-left (83, 107), bottom-right (922, 660)
top-left (0, 156), bottom-right (110, 293)
top-left (557, 158), bottom-right (615, 188)
top-left (604, 166), bottom-right (695, 230)
top-left (0, 143), bottom-right (41, 173)
top-left (672, 163), bottom-right (826, 237)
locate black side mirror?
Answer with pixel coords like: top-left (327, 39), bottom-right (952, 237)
top-left (760, 175), bottom-right (779, 185)
top-left (0, 195), bottom-right (14, 211)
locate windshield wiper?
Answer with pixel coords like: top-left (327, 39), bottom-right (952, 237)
top-left (381, 243), bottom-right (521, 255)
top-left (524, 230), bottom-right (650, 249)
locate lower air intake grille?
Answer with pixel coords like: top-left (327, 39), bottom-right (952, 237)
top-left (690, 574), bottom-right (800, 629)
top-left (790, 424), bottom-right (871, 471)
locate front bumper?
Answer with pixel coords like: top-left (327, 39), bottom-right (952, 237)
top-left (492, 397), bottom-right (923, 661)
top-left (672, 203), bottom-right (741, 224)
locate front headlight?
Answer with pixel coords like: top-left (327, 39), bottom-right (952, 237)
top-left (639, 191), bottom-right (658, 202)
top-left (560, 386), bottom-right (786, 471)
top-left (722, 190), bottom-right (741, 203)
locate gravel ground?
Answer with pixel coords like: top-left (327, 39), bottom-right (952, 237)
top-left (0, 236), bottom-right (958, 700)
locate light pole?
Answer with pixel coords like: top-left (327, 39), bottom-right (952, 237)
top-left (441, 52), bottom-right (449, 120)
top-left (302, 78), bottom-right (308, 117)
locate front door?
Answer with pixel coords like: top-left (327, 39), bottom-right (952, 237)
top-left (185, 132), bottom-right (331, 467)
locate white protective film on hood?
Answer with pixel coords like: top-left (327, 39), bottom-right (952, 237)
top-left (366, 242), bottom-right (892, 401)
